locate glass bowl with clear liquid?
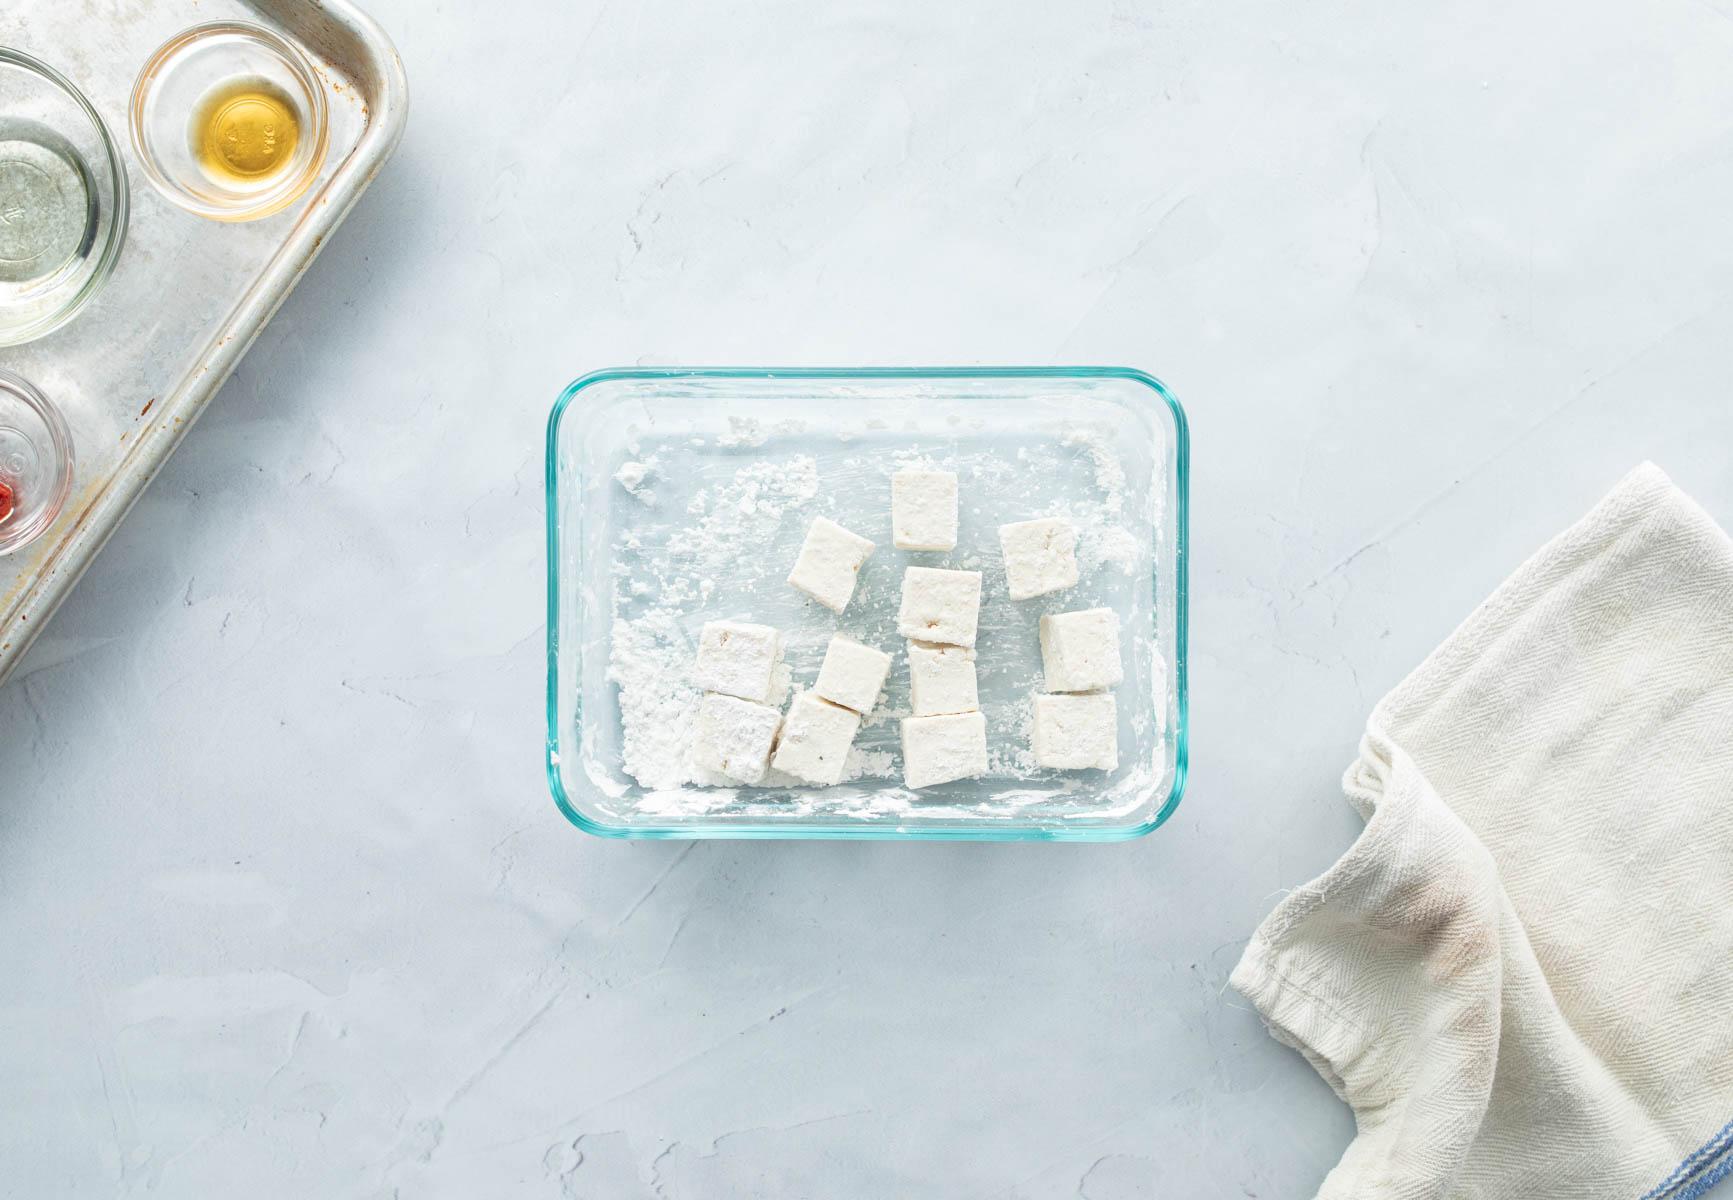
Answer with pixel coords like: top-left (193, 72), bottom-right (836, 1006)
top-left (0, 48), bottom-right (130, 347)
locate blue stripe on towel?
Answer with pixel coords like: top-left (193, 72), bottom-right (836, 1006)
top-left (1642, 1117), bottom-right (1733, 1200)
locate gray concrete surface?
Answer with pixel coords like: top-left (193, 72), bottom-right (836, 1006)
top-left (4, 0), bottom-right (1732, 1194)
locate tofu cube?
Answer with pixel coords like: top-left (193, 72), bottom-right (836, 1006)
top-left (770, 693), bottom-right (861, 786)
top-left (999, 517), bottom-right (1079, 601)
top-left (787, 517), bottom-right (875, 613)
top-left (813, 636), bottom-right (892, 714)
top-left (692, 620), bottom-right (780, 701)
top-left (896, 567), bottom-right (982, 648)
top-left (891, 468), bottom-right (958, 551)
top-left (901, 711), bottom-right (988, 789)
top-left (1032, 692), bottom-right (1118, 771)
top-left (1038, 607), bottom-right (1123, 693)
top-left (693, 694), bottom-right (783, 783)
top-left (907, 641), bottom-right (978, 716)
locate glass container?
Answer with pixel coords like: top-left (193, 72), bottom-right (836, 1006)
top-left (546, 367), bottom-right (1189, 840)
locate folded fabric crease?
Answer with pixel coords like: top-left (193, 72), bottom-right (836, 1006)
top-left (1233, 463), bottom-right (1733, 1199)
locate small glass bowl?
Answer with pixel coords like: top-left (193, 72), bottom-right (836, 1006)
top-left (0, 48), bottom-right (130, 347)
top-left (130, 22), bottom-right (329, 222)
top-left (0, 369), bottom-right (74, 556)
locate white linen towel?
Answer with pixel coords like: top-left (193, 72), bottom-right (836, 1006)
top-left (1232, 463), bottom-right (1733, 1199)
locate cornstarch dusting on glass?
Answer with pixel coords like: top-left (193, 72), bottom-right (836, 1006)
top-left (602, 427), bottom-right (1150, 813)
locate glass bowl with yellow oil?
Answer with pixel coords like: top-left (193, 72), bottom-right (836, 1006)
top-left (129, 23), bottom-right (329, 223)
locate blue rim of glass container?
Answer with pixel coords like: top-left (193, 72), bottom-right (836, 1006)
top-left (544, 366), bottom-right (1190, 841)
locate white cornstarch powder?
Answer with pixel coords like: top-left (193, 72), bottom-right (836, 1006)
top-left (608, 455), bottom-right (818, 794)
top-left (600, 425), bottom-right (1155, 815)
top-left (607, 606), bottom-right (701, 792)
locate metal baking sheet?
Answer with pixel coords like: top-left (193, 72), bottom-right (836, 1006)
top-left (0, 0), bottom-right (406, 685)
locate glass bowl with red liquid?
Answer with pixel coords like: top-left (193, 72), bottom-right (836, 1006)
top-left (0, 369), bottom-right (73, 555)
